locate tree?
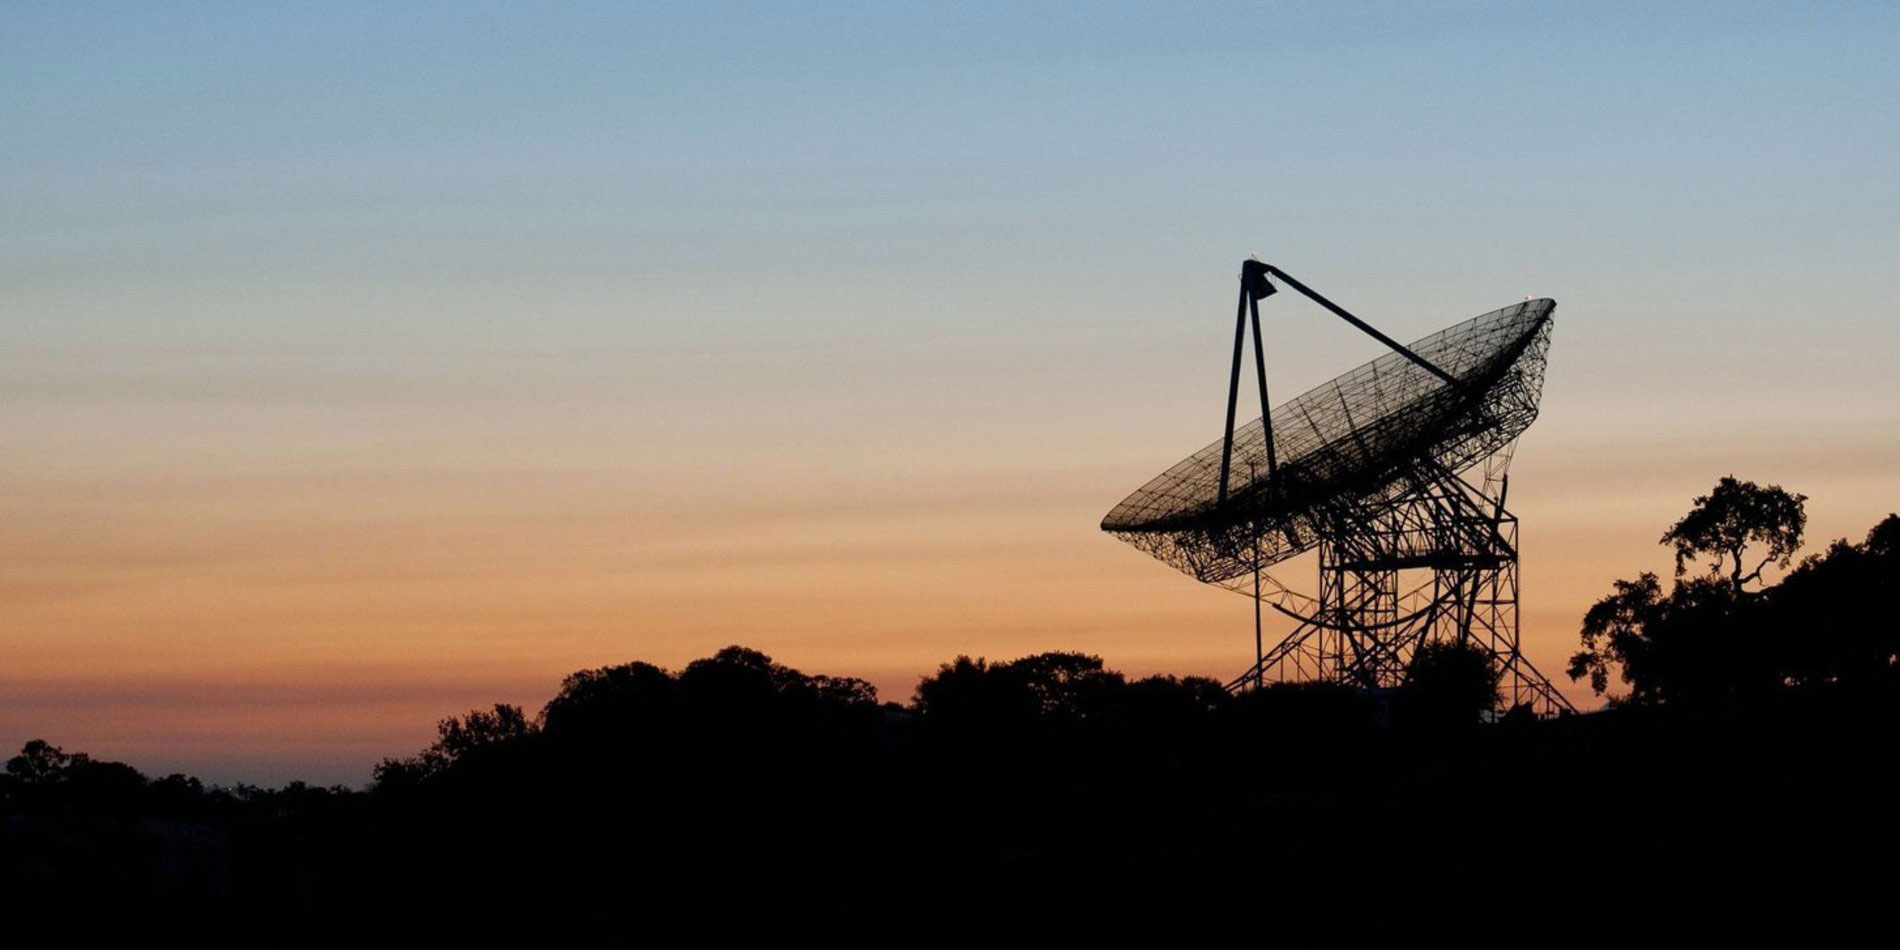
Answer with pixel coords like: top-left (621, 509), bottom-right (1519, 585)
top-left (1570, 477), bottom-right (1810, 704)
top-left (1400, 639), bottom-right (1502, 726)
top-left (1004, 652), bottom-right (1125, 723)
top-left (1764, 513), bottom-right (1900, 691)
top-left (6, 739), bottom-right (77, 783)
top-left (1568, 573), bottom-right (1762, 705)
top-left (1568, 573), bottom-right (1667, 699)
top-left (372, 703), bottom-right (537, 788)
top-left (1661, 475), bottom-right (1807, 596)
top-left (912, 652), bottom-right (1127, 729)
top-left (540, 660), bottom-right (678, 736)
top-left (433, 703), bottom-right (536, 760)
top-left (913, 656), bottom-right (1045, 729)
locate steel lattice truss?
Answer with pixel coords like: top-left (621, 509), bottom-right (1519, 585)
top-left (1102, 288), bottom-right (1573, 716)
top-left (1102, 299), bottom-right (1554, 584)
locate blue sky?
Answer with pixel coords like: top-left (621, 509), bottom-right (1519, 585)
top-left (11, 2), bottom-right (1896, 346)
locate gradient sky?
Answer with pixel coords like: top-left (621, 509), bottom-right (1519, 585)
top-left (5, 2), bottom-right (1898, 785)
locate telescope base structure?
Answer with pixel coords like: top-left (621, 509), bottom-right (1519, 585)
top-left (1225, 467), bottom-right (1575, 718)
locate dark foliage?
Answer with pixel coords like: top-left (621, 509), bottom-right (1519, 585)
top-left (1766, 514), bottom-right (1900, 692)
top-left (1661, 475), bottom-right (1808, 595)
top-left (1397, 639), bottom-right (1502, 727)
top-left (1570, 476), bottom-right (1898, 706)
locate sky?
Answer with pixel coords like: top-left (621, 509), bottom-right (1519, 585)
top-left (4, 1), bottom-right (1898, 786)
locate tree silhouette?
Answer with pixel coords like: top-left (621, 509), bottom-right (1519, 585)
top-left (540, 660), bottom-right (677, 737)
top-left (372, 703), bottom-right (537, 787)
top-left (6, 738), bottom-right (76, 783)
top-left (1003, 651), bottom-right (1126, 723)
top-left (436, 704), bottom-right (536, 757)
top-left (1400, 639), bottom-right (1502, 726)
top-left (1568, 572), bottom-right (1667, 698)
top-left (912, 656), bottom-right (1035, 728)
top-left (1571, 478), bottom-right (1825, 704)
top-left (1766, 514), bottom-right (1900, 692)
top-left (1568, 573), bottom-right (1765, 705)
top-left (912, 651), bottom-right (1135, 732)
top-left (1661, 475), bottom-right (1807, 596)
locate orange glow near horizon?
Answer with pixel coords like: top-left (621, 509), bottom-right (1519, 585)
top-left (6, 351), bottom-right (1896, 785)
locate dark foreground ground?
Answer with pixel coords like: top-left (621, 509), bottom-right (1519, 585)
top-left (7, 693), bottom-right (1898, 926)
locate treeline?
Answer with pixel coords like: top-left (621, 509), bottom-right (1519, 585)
top-left (9, 643), bottom-right (1900, 916)
top-left (0, 643), bottom-right (1573, 915)
top-left (5, 485), bottom-right (1899, 918)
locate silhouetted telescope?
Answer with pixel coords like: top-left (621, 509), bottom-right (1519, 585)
top-left (1102, 271), bottom-right (1546, 577)
top-left (1100, 258), bottom-right (1573, 714)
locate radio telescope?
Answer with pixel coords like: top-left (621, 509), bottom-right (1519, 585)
top-left (1102, 260), bottom-right (1574, 716)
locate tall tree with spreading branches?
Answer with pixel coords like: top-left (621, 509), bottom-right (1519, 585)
top-left (1570, 477), bottom-right (1809, 704)
top-left (1660, 475), bottom-right (1807, 596)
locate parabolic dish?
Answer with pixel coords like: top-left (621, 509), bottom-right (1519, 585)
top-left (1102, 298), bottom-right (1554, 584)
